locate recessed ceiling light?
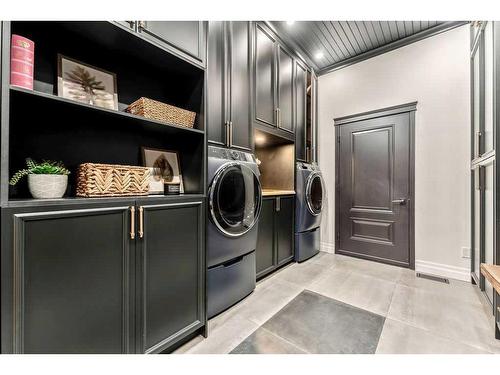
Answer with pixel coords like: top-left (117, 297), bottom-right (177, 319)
top-left (286, 21), bottom-right (295, 26)
top-left (315, 51), bottom-right (324, 60)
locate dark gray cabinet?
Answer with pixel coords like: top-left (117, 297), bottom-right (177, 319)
top-left (295, 61), bottom-right (307, 162)
top-left (207, 21), bottom-right (252, 151)
top-left (255, 24), bottom-right (277, 127)
top-left (1, 198), bottom-right (205, 354)
top-left (277, 46), bottom-right (294, 133)
top-left (255, 198), bottom-right (275, 276)
top-left (137, 21), bottom-right (206, 67)
top-left (254, 23), bottom-right (295, 135)
top-left (135, 200), bottom-right (205, 354)
top-left (256, 195), bottom-right (295, 279)
top-left (276, 196), bottom-right (294, 265)
top-left (1, 204), bottom-right (135, 353)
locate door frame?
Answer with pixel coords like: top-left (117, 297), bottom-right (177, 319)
top-left (334, 102), bottom-right (417, 269)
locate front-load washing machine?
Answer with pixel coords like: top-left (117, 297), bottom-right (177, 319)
top-left (295, 162), bottom-right (325, 262)
top-left (206, 145), bottom-right (262, 318)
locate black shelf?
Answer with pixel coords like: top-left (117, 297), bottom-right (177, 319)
top-left (10, 86), bottom-right (205, 136)
top-left (5, 194), bottom-right (206, 209)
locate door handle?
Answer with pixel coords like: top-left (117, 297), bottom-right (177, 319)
top-left (391, 199), bottom-right (408, 205)
top-left (138, 206), bottom-right (144, 238)
top-left (129, 206), bottom-right (136, 240)
top-left (475, 131), bottom-right (482, 157)
top-left (276, 197), bottom-right (281, 212)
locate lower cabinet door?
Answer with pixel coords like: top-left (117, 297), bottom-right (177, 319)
top-left (136, 200), bottom-right (205, 353)
top-left (5, 205), bottom-right (135, 354)
top-left (255, 197), bottom-right (275, 278)
top-left (276, 196), bottom-right (295, 265)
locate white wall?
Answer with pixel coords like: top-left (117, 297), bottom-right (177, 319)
top-left (318, 25), bottom-right (471, 280)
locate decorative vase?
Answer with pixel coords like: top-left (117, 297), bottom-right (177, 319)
top-left (28, 174), bottom-right (68, 199)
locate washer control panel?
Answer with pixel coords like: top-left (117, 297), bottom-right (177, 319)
top-left (208, 146), bottom-right (255, 163)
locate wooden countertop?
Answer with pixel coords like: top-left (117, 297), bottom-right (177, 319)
top-left (481, 263), bottom-right (500, 293)
top-left (262, 189), bottom-right (296, 197)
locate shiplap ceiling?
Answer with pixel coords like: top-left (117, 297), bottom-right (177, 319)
top-left (269, 21), bottom-right (466, 74)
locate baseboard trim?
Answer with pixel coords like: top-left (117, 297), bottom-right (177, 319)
top-left (415, 260), bottom-right (470, 282)
top-left (320, 241), bottom-right (335, 254)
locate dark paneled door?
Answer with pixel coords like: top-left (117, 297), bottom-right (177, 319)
top-left (9, 206), bottom-right (134, 353)
top-left (337, 112), bottom-right (412, 267)
top-left (295, 62), bottom-right (307, 161)
top-left (254, 24), bottom-right (277, 127)
top-left (255, 197), bottom-right (275, 277)
top-left (276, 196), bottom-right (295, 265)
top-left (136, 201), bottom-right (204, 354)
top-left (277, 46), bottom-right (294, 133)
top-left (229, 21), bottom-right (252, 151)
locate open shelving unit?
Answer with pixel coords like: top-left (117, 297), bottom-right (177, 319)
top-left (1, 21), bottom-right (207, 206)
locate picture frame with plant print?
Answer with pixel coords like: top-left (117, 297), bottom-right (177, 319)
top-left (142, 147), bottom-right (184, 194)
top-left (57, 54), bottom-right (118, 110)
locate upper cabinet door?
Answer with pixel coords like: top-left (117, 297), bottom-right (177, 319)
top-left (229, 21), bottom-right (253, 151)
top-left (207, 21), bottom-right (228, 146)
top-left (136, 200), bottom-right (204, 354)
top-left (138, 21), bottom-right (206, 67)
top-left (483, 21), bottom-right (494, 154)
top-left (295, 61), bottom-right (307, 162)
top-left (254, 24), bottom-right (277, 127)
top-left (277, 46), bottom-right (294, 133)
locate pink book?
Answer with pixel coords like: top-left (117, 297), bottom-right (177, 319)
top-left (10, 34), bottom-right (35, 90)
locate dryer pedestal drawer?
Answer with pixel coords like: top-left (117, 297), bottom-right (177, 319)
top-left (207, 251), bottom-right (256, 318)
top-left (295, 227), bottom-right (320, 262)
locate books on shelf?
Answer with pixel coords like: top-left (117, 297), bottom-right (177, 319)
top-left (10, 34), bottom-right (35, 90)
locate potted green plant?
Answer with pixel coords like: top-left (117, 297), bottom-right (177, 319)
top-left (9, 158), bottom-right (70, 199)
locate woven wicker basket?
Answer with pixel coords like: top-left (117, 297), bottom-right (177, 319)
top-left (126, 97), bottom-right (196, 128)
top-left (76, 163), bottom-right (150, 197)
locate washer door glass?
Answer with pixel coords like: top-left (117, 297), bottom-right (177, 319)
top-left (210, 163), bottom-right (262, 237)
top-left (307, 174), bottom-right (323, 216)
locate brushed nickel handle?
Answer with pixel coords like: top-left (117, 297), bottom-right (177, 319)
top-left (229, 121), bottom-right (233, 147)
top-left (138, 20), bottom-right (146, 30)
top-left (138, 206), bottom-right (144, 239)
top-left (130, 206), bottom-right (136, 240)
top-left (276, 197), bottom-right (281, 212)
top-left (224, 121), bottom-right (230, 146)
top-left (392, 199), bottom-right (407, 205)
top-left (275, 108), bottom-right (279, 126)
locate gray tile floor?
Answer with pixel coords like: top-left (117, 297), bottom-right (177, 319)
top-left (174, 252), bottom-right (500, 354)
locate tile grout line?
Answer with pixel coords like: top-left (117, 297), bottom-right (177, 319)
top-left (259, 326), bottom-right (311, 354)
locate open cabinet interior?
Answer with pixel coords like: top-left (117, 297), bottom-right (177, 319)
top-left (254, 129), bottom-right (295, 193)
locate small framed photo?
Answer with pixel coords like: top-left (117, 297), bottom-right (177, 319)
top-left (57, 54), bottom-right (118, 110)
top-left (142, 147), bottom-right (184, 194)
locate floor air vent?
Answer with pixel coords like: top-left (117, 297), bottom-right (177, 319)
top-left (416, 272), bottom-right (450, 284)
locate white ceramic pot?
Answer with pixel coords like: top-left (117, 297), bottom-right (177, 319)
top-left (28, 174), bottom-right (68, 199)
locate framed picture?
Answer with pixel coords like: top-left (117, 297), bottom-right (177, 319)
top-left (57, 54), bottom-right (118, 110)
top-left (142, 147), bottom-right (184, 194)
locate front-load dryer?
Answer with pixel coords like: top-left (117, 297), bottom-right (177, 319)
top-left (206, 145), bottom-right (262, 318)
top-left (295, 162), bottom-right (325, 262)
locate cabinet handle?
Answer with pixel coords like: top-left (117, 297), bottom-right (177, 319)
top-left (225, 121), bottom-right (230, 146)
top-left (276, 197), bottom-right (281, 212)
top-left (138, 20), bottom-right (146, 30)
top-left (129, 206), bottom-right (136, 240)
top-left (275, 108), bottom-right (279, 126)
top-left (138, 206), bottom-right (144, 239)
top-left (229, 121), bottom-right (233, 147)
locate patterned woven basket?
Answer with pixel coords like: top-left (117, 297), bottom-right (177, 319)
top-left (76, 163), bottom-right (150, 197)
top-left (126, 97), bottom-right (196, 128)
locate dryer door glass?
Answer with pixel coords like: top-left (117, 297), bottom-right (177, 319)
top-left (210, 163), bottom-right (262, 237)
top-left (307, 174), bottom-right (323, 215)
